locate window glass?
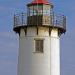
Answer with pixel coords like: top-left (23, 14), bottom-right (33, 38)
top-left (34, 5), bottom-right (42, 15)
top-left (34, 5), bottom-right (37, 15)
top-left (38, 5), bottom-right (42, 15)
top-left (43, 9), bottom-right (50, 16)
top-left (35, 39), bottom-right (44, 53)
top-left (29, 6), bottom-right (33, 16)
top-left (43, 5), bottom-right (50, 16)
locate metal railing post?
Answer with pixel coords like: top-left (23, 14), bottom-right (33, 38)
top-left (21, 13), bottom-right (24, 26)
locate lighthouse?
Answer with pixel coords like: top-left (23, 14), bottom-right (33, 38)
top-left (13, 0), bottom-right (66, 75)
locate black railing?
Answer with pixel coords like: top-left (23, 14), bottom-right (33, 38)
top-left (52, 14), bottom-right (66, 30)
top-left (14, 13), bottom-right (66, 30)
top-left (14, 13), bottom-right (27, 27)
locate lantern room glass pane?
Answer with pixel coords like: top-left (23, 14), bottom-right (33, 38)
top-left (43, 10), bottom-right (50, 15)
top-left (33, 5), bottom-right (43, 15)
top-left (34, 5), bottom-right (37, 15)
top-left (38, 5), bottom-right (43, 15)
top-left (43, 5), bottom-right (50, 16)
top-left (29, 6), bottom-right (33, 16)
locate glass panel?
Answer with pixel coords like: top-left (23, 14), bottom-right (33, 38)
top-left (47, 10), bottom-right (50, 16)
top-left (35, 40), bottom-right (43, 53)
top-left (38, 5), bottom-right (42, 15)
top-left (43, 5), bottom-right (50, 16)
top-left (43, 9), bottom-right (50, 16)
top-left (34, 5), bottom-right (37, 15)
top-left (29, 6), bottom-right (33, 16)
top-left (34, 5), bottom-right (43, 15)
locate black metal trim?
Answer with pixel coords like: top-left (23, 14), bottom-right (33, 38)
top-left (13, 25), bottom-right (66, 35)
top-left (36, 26), bottom-right (38, 35)
top-left (49, 27), bottom-right (52, 36)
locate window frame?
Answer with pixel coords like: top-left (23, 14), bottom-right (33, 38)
top-left (34, 39), bottom-right (44, 53)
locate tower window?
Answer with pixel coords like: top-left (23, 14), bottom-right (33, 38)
top-left (35, 39), bottom-right (44, 53)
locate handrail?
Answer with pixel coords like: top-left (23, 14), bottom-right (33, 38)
top-left (13, 12), bottom-right (66, 30)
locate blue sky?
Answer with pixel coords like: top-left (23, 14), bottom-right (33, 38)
top-left (0, 0), bottom-right (75, 75)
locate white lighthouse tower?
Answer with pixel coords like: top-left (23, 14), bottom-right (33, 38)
top-left (13, 0), bottom-right (66, 75)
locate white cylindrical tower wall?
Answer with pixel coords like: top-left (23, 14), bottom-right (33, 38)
top-left (18, 27), bottom-right (60, 75)
top-left (51, 29), bottom-right (60, 75)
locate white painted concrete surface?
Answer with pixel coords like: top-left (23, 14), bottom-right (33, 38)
top-left (18, 27), bottom-right (60, 75)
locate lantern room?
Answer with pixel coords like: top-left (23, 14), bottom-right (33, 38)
top-left (13, 0), bottom-right (66, 34)
top-left (27, 0), bottom-right (53, 16)
top-left (27, 0), bottom-right (53, 25)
